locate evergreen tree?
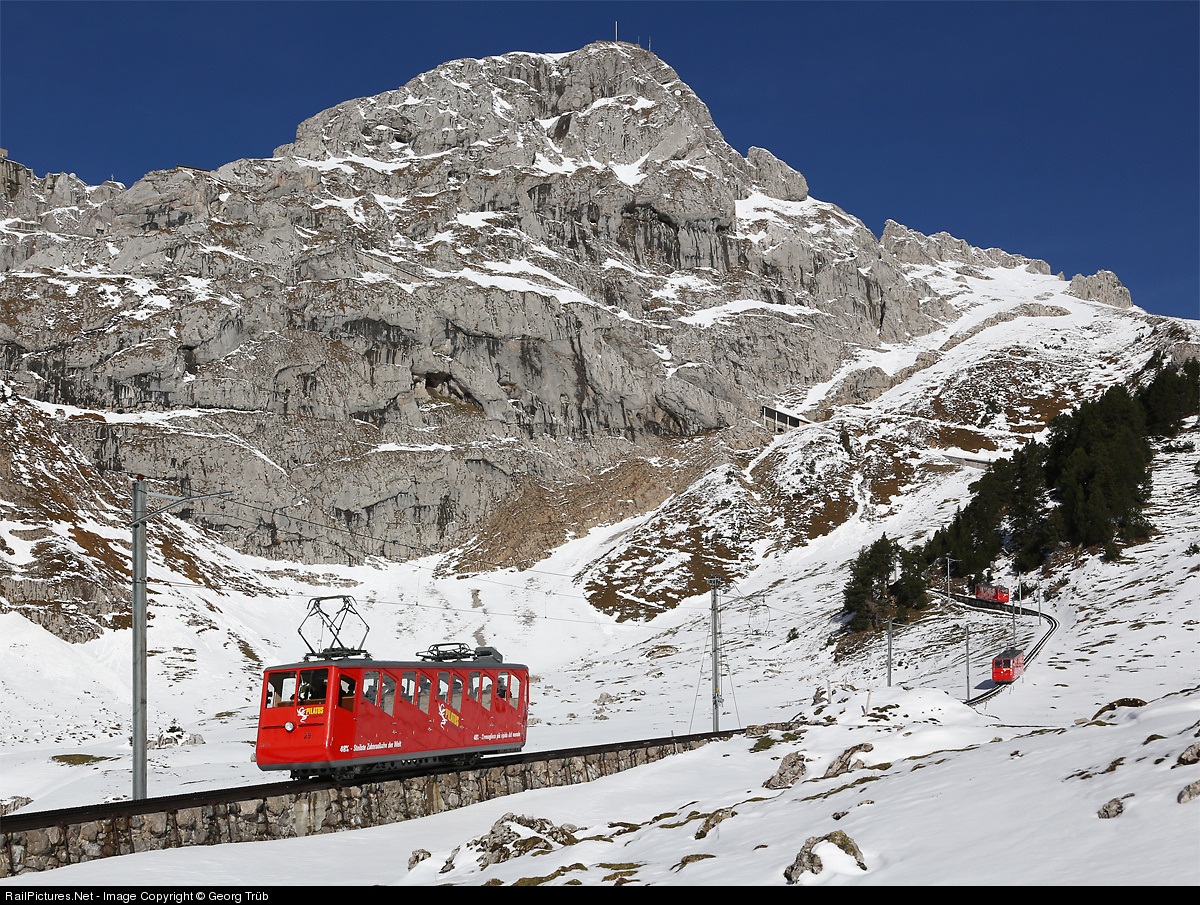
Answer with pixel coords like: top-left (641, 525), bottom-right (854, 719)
top-left (893, 546), bottom-right (930, 616)
top-left (842, 544), bottom-right (880, 633)
top-left (842, 534), bottom-right (926, 632)
top-left (848, 362), bottom-right (1190, 636)
top-left (1009, 442), bottom-right (1052, 572)
top-left (1046, 384), bottom-right (1150, 549)
top-left (1138, 357), bottom-right (1200, 437)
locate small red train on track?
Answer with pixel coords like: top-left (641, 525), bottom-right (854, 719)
top-left (991, 647), bottom-right (1025, 684)
top-left (975, 583), bottom-right (1011, 604)
top-left (254, 595), bottom-right (529, 780)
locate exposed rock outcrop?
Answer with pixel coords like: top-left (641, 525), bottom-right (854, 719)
top-left (1068, 269), bottom-right (1133, 308)
top-left (821, 743), bottom-right (874, 779)
top-left (763, 750), bottom-right (808, 789)
top-left (783, 829), bottom-right (868, 882)
top-left (881, 219), bottom-right (1052, 274)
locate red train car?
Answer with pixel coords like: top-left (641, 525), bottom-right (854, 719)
top-left (991, 647), bottom-right (1025, 684)
top-left (255, 641), bottom-right (529, 780)
top-left (975, 583), bottom-right (1011, 604)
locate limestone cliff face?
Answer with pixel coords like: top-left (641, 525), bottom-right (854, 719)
top-left (0, 41), bottom-right (1159, 623)
top-left (1067, 270), bottom-right (1133, 308)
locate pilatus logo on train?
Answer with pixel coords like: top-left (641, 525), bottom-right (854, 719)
top-left (438, 702), bottom-right (461, 729)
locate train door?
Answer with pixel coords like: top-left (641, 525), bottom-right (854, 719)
top-left (404, 668), bottom-right (439, 754)
top-left (463, 667), bottom-right (492, 744)
top-left (493, 670), bottom-right (525, 740)
top-left (466, 669), bottom-right (489, 744)
top-left (428, 669), bottom-right (465, 748)
top-left (389, 669), bottom-right (425, 755)
top-left (512, 671), bottom-right (528, 739)
top-left (326, 668), bottom-right (358, 758)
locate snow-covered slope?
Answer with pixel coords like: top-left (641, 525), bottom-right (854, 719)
top-left (2, 329), bottom-right (1198, 885)
top-left (1, 412), bottom-right (1196, 885)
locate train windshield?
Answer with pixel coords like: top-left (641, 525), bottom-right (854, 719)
top-left (265, 671), bottom-right (296, 708)
top-left (266, 667), bottom-right (330, 707)
top-left (298, 668), bottom-right (329, 703)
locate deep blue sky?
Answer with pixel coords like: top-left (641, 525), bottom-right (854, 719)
top-left (2, 1), bottom-right (1196, 320)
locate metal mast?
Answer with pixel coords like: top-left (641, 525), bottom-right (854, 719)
top-left (965, 623), bottom-right (971, 701)
top-left (708, 577), bottom-right (722, 732)
top-left (130, 476), bottom-right (229, 800)
top-left (887, 618), bottom-right (893, 686)
top-left (130, 478), bottom-right (147, 801)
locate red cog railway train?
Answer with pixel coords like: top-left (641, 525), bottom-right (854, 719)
top-left (254, 596), bottom-right (529, 780)
top-left (974, 583), bottom-right (1011, 604)
top-left (991, 647), bottom-right (1025, 684)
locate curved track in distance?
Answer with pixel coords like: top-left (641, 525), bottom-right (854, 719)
top-left (943, 592), bottom-right (1059, 705)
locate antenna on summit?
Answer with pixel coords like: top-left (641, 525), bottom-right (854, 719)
top-left (614, 21), bottom-right (618, 42)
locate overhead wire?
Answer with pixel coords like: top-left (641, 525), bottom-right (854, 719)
top-left (36, 469), bottom-right (830, 635)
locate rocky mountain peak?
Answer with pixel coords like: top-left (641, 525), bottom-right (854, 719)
top-left (881, 219), bottom-right (1052, 275)
top-left (1, 42), bottom-right (1188, 643)
top-left (265, 39), bottom-right (813, 265)
top-left (1067, 269), bottom-right (1133, 309)
top-left (276, 42), bottom-right (762, 194)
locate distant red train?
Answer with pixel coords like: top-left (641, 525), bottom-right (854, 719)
top-left (254, 597), bottom-right (528, 780)
top-left (991, 648), bottom-right (1025, 684)
top-left (975, 583), bottom-right (1011, 604)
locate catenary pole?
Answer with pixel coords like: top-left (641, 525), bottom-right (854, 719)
top-left (130, 476), bottom-right (230, 800)
top-left (131, 478), bottom-right (147, 800)
top-left (708, 577), bottom-right (722, 732)
top-left (887, 618), bottom-right (893, 687)
top-left (965, 623), bottom-right (971, 701)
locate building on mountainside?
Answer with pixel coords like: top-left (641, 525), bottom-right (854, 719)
top-left (761, 405), bottom-right (812, 433)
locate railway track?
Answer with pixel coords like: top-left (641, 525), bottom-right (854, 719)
top-left (3, 602), bottom-right (1060, 834)
top-left (0, 730), bottom-right (736, 838)
top-left (947, 592), bottom-right (1059, 705)
top-left (2, 601), bottom-right (1061, 875)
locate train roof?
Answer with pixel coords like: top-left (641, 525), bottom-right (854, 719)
top-left (264, 652), bottom-right (529, 672)
top-left (994, 647), bottom-right (1025, 659)
top-left (264, 641), bottom-right (527, 672)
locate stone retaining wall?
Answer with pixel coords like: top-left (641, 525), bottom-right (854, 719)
top-left (1, 738), bottom-right (711, 877)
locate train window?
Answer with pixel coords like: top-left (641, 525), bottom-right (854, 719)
top-left (266, 672), bottom-right (296, 708)
top-left (437, 671), bottom-right (450, 703)
top-left (496, 671), bottom-right (510, 703)
top-left (381, 674), bottom-right (397, 715)
top-left (298, 668), bottom-right (328, 703)
top-left (338, 675), bottom-right (356, 711)
top-left (418, 674), bottom-right (432, 712)
top-left (401, 670), bottom-right (416, 705)
top-left (362, 671), bottom-right (380, 707)
top-left (480, 674), bottom-right (493, 710)
top-left (508, 673), bottom-right (521, 705)
top-left (468, 671), bottom-right (481, 701)
top-left (451, 674), bottom-right (464, 710)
